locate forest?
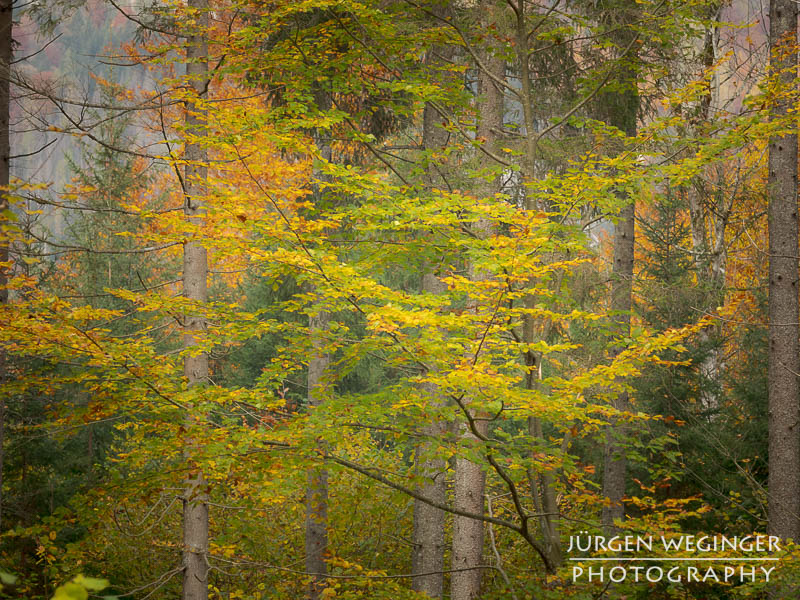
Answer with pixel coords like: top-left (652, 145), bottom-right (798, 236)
top-left (1, 0), bottom-right (800, 598)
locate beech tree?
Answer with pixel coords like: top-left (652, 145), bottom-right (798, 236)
top-left (5, 1), bottom-right (800, 599)
top-left (181, 0), bottom-right (211, 598)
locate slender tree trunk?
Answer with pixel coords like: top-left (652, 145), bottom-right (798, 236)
top-left (0, 0), bottom-right (10, 535)
top-left (411, 5), bottom-right (457, 591)
top-left (305, 309), bottom-right (330, 600)
top-left (411, 341), bottom-right (447, 599)
top-left (593, 0), bottom-right (642, 534)
top-left (697, 170), bottom-right (727, 411)
top-left (691, 7), bottom-right (726, 411)
top-left (526, 414), bottom-right (561, 566)
top-left (305, 129), bottom-right (332, 600)
top-left (411, 99), bottom-right (450, 599)
top-left (450, 22), bottom-right (504, 598)
top-left (687, 183), bottom-right (706, 271)
top-left (687, 19), bottom-right (712, 275)
top-left (512, 0), bottom-right (563, 568)
top-left (182, 1), bottom-right (209, 598)
top-left (767, 0), bottom-right (800, 543)
top-left (87, 423), bottom-right (94, 484)
top-left (601, 199), bottom-right (634, 533)
top-left (601, 60), bottom-right (638, 536)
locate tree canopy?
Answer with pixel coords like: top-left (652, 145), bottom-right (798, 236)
top-left (2, 0), bottom-right (800, 599)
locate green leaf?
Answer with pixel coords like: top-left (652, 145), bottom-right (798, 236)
top-left (52, 582), bottom-right (89, 600)
top-left (73, 575), bottom-right (110, 592)
top-left (0, 570), bottom-right (18, 586)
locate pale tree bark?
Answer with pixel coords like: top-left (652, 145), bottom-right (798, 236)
top-left (450, 13), bottom-right (504, 597)
top-left (411, 390), bottom-right (446, 595)
top-left (688, 3), bottom-right (727, 411)
top-left (601, 197), bottom-right (634, 533)
top-left (305, 309), bottom-right (330, 599)
top-left (511, 0), bottom-right (563, 568)
top-left (411, 101), bottom-right (450, 600)
top-left (599, 5), bottom-right (639, 534)
top-left (451, 432), bottom-right (488, 600)
top-left (305, 131), bottom-right (332, 600)
top-left (0, 0), bottom-right (11, 534)
top-left (182, 0), bottom-right (210, 598)
top-left (411, 7), bottom-right (455, 596)
top-left (601, 119), bottom-right (637, 533)
top-left (767, 0), bottom-right (800, 543)
top-left (687, 184), bottom-right (706, 271)
top-left (411, 307), bottom-right (447, 599)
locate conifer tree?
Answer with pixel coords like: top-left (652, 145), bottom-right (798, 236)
top-left (0, 0), bottom-right (12, 533)
top-left (767, 0), bottom-right (800, 543)
top-left (182, 0), bottom-right (210, 597)
top-left (450, 4), bottom-right (505, 598)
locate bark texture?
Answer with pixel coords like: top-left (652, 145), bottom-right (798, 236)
top-left (411, 357), bottom-right (447, 598)
top-left (767, 0), bottom-right (800, 543)
top-left (451, 422), bottom-right (488, 600)
top-left (600, 14), bottom-right (639, 533)
top-left (511, 0), bottom-right (564, 567)
top-left (305, 311), bottom-right (330, 599)
top-left (526, 414), bottom-right (561, 566)
top-left (305, 124), bottom-right (332, 600)
top-left (601, 199), bottom-right (634, 532)
top-left (411, 12), bottom-right (455, 594)
top-left (411, 104), bottom-right (448, 598)
top-left (182, 1), bottom-right (210, 598)
top-left (450, 25), bottom-right (504, 599)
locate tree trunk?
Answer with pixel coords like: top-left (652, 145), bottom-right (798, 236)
top-left (602, 199), bottom-right (634, 533)
top-left (411, 8), bottom-right (456, 593)
top-left (182, 1), bottom-right (210, 598)
top-left (410, 101), bottom-right (450, 599)
top-left (767, 0), bottom-right (800, 543)
top-left (450, 22), bottom-right (504, 598)
top-left (0, 0), bottom-right (10, 535)
top-left (690, 6), bottom-right (726, 411)
top-left (411, 359), bottom-right (447, 598)
top-left (305, 116), bottom-right (333, 599)
top-left (451, 422), bottom-right (488, 600)
top-left (510, 0), bottom-right (565, 568)
top-left (305, 310), bottom-right (330, 600)
top-left (598, 5), bottom-right (639, 530)
top-left (526, 414), bottom-right (561, 566)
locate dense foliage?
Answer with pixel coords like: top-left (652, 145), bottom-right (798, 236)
top-left (1, 0), bottom-right (799, 599)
